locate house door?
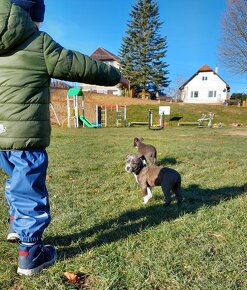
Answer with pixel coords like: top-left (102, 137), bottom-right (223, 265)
top-left (217, 94), bottom-right (222, 102)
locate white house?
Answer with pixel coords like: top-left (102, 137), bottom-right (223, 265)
top-left (81, 47), bottom-right (121, 95)
top-left (179, 64), bottom-right (230, 104)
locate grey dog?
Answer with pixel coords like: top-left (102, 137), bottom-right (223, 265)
top-left (125, 154), bottom-right (182, 206)
top-left (133, 137), bottom-right (157, 165)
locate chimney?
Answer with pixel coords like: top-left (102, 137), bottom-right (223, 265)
top-left (215, 66), bottom-right (218, 74)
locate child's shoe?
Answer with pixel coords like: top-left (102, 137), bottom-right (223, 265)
top-left (7, 216), bottom-right (20, 242)
top-left (17, 242), bottom-right (56, 276)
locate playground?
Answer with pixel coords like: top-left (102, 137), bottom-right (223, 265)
top-left (50, 87), bottom-right (156, 127)
top-left (50, 88), bottom-right (247, 128)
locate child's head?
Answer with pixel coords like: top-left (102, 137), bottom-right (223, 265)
top-left (11, 0), bottom-right (45, 25)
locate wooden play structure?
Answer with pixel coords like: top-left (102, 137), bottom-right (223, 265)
top-left (128, 106), bottom-right (170, 130)
top-left (197, 112), bottom-right (215, 128)
top-left (178, 112), bottom-right (215, 128)
top-left (62, 87), bottom-right (97, 128)
top-left (148, 109), bottom-right (164, 130)
top-left (50, 103), bottom-right (61, 126)
top-left (63, 87), bottom-right (84, 128)
top-left (95, 105), bottom-right (127, 127)
top-left (62, 88), bottom-right (127, 128)
top-left (148, 106), bottom-right (170, 130)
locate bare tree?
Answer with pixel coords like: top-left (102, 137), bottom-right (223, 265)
top-left (164, 75), bottom-right (185, 101)
top-left (218, 0), bottom-right (247, 75)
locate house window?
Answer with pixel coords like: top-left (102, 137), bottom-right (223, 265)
top-left (191, 91), bottom-right (199, 98)
top-left (208, 91), bottom-right (216, 98)
top-left (202, 76), bottom-right (208, 81)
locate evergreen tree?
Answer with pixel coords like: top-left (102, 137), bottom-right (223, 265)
top-left (119, 0), bottom-right (169, 96)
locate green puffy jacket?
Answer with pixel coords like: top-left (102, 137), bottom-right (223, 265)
top-left (0, 0), bottom-right (121, 150)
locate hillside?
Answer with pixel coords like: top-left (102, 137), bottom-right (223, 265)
top-left (50, 88), bottom-right (247, 127)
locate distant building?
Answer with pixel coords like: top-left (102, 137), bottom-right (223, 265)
top-left (179, 64), bottom-right (230, 104)
top-left (81, 47), bottom-right (121, 95)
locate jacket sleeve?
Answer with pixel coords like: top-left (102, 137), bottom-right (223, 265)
top-left (43, 33), bottom-right (121, 86)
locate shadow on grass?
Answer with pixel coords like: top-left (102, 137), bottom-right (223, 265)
top-left (157, 156), bottom-right (178, 166)
top-left (48, 184), bottom-right (245, 259)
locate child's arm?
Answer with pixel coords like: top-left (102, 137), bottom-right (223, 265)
top-left (43, 33), bottom-right (126, 87)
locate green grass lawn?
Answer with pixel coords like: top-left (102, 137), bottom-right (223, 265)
top-left (0, 126), bottom-right (247, 289)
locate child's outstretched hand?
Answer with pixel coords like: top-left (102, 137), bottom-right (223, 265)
top-left (119, 76), bottom-right (129, 89)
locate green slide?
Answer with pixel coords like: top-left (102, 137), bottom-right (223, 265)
top-left (79, 115), bottom-right (94, 128)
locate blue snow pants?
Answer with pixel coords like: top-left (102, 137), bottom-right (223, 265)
top-left (0, 149), bottom-right (51, 243)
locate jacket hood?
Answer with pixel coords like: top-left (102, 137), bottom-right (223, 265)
top-left (0, 0), bottom-right (37, 55)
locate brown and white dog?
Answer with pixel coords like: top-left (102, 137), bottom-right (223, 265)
top-left (125, 154), bottom-right (182, 206)
top-left (133, 137), bottom-right (157, 165)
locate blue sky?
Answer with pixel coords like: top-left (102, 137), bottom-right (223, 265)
top-left (42, 0), bottom-right (246, 94)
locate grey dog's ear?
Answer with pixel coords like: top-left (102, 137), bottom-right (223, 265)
top-left (140, 137), bottom-right (144, 142)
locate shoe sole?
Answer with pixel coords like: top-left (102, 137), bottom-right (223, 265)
top-left (7, 233), bottom-right (20, 243)
top-left (17, 249), bottom-right (57, 276)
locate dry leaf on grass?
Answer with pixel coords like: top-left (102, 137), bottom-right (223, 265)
top-left (64, 271), bottom-right (81, 284)
top-left (64, 271), bottom-right (90, 287)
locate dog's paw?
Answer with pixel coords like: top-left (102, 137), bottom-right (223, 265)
top-left (143, 194), bottom-right (152, 204)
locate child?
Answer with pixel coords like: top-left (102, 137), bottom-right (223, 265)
top-left (0, 0), bottom-right (129, 276)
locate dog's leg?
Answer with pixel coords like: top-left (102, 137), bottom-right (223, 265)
top-left (173, 177), bottom-right (183, 204)
top-left (133, 173), bottom-right (139, 184)
top-left (149, 153), bottom-right (156, 165)
top-left (147, 186), bottom-right (153, 199)
top-left (143, 187), bottom-right (153, 204)
top-left (161, 184), bottom-right (172, 207)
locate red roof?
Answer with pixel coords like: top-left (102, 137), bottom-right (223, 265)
top-left (90, 47), bottom-right (120, 62)
top-left (197, 64), bottom-right (213, 72)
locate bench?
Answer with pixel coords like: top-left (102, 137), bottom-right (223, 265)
top-left (178, 121), bottom-right (199, 126)
top-left (128, 121), bottom-right (149, 127)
